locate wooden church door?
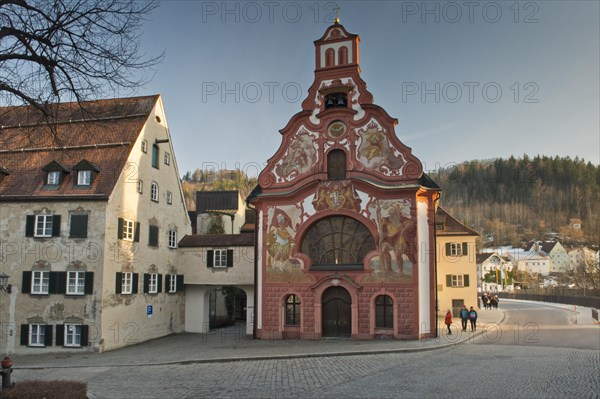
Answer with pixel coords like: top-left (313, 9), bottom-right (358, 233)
top-left (322, 286), bottom-right (352, 337)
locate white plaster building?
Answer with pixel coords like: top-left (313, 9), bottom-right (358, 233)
top-left (0, 95), bottom-right (191, 354)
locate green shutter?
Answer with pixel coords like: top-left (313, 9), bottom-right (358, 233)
top-left (464, 274), bottom-right (470, 287)
top-left (25, 215), bottom-right (35, 237)
top-left (52, 215), bottom-right (61, 237)
top-left (207, 250), bottom-right (214, 267)
top-left (226, 249), bottom-right (234, 267)
top-left (55, 324), bottom-right (65, 346)
top-left (70, 215), bottom-right (88, 238)
top-left (22, 271), bottom-right (32, 294)
top-left (84, 272), bottom-right (94, 295)
top-left (446, 274), bottom-right (452, 287)
top-left (462, 242), bottom-right (468, 256)
top-left (115, 272), bottom-right (123, 294)
top-left (132, 273), bottom-right (139, 294)
top-left (445, 243), bottom-right (451, 256)
top-left (81, 325), bottom-right (89, 347)
top-left (20, 325), bottom-right (29, 346)
top-left (134, 222), bottom-right (140, 242)
top-left (143, 273), bottom-right (150, 293)
top-left (117, 218), bottom-right (124, 239)
top-left (44, 325), bottom-right (53, 346)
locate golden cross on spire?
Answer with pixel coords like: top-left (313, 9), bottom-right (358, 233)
top-left (334, 3), bottom-right (341, 24)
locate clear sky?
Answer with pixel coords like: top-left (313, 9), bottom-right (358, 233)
top-left (136, 1), bottom-right (599, 176)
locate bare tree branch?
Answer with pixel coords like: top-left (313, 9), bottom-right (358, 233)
top-left (0, 0), bottom-right (162, 114)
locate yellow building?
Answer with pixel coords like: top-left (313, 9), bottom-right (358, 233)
top-left (436, 207), bottom-right (479, 316)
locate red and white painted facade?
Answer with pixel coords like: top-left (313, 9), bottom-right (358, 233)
top-left (250, 22), bottom-right (440, 340)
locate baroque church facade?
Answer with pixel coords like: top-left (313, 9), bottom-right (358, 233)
top-left (249, 22), bottom-right (441, 340)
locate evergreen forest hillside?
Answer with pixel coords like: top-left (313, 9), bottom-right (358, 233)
top-left (432, 156), bottom-right (599, 247)
top-left (180, 156), bottom-right (599, 247)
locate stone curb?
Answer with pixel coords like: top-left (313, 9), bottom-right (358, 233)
top-left (14, 310), bottom-right (506, 370)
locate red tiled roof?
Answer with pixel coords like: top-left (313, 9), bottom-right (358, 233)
top-left (436, 207), bottom-right (479, 236)
top-left (0, 96), bottom-right (158, 201)
top-left (179, 234), bottom-right (255, 247)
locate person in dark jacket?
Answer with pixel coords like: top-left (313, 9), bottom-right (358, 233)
top-left (444, 310), bottom-right (453, 335)
top-left (459, 305), bottom-right (469, 331)
top-left (469, 306), bottom-right (478, 331)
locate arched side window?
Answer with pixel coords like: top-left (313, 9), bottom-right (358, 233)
top-left (375, 295), bottom-right (393, 328)
top-left (300, 216), bottom-right (375, 270)
top-left (285, 294), bottom-right (301, 326)
top-left (338, 46), bottom-right (348, 65)
top-left (150, 182), bottom-right (159, 202)
top-left (325, 48), bottom-right (335, 67)
top-left (327, 149), bottom-right (346, 181)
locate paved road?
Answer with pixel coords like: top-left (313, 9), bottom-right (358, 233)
top-left (474, 300), bottom-right (600, 350)
top-left (11, 300), bottom-right (600, 399)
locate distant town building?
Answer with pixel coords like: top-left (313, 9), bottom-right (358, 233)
top-left (524, 241), bottom-right (569, 273)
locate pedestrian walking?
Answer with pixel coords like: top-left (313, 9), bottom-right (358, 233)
top-left (469, 306), bottom-right (478, 332)
top-left (482, 293), bottom-right (488, 309)
top-left (460, 305), bottom-right (469, 331)
top-left (444, 309), bottom-right (453, 335)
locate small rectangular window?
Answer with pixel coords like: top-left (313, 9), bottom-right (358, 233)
top-left (166, 191), bottom-right (173, 205)
top-left (123, 219), bottom-right (134, 241)
top-left (47, 171), bottom-right (60, 186)
top-left (67, 271), bottom-right (85, 295)
top-left (141, 139), bottom-right (148, 153)
top-left (148, 273), bottom-right (158, 294)
top-left (29, 324), bottom-right (46, 346)
top-left (64, 324), bottom-right (82, 347)
top-left (168, 230), bottom-right (177, 249)
top-left (137, 180), bottom-right (143, 194)
top-left (451, 275), bottom-right (464, 287)
top-left (214, 249), bottom-right (227, 268)
top-left (450, 243), bottom-right (463, 256)
top-left (168, 274), bottom-right (177, 293)
top-left (164, 152), bottom-right (170, 165)
top-left (31, 271), bottom-right (50, 294)
top-left (152, 144), bottom-right (159, 169)
top-left (35, 215), bottom-right (53, 237)
top-left (77, 170), bottom-right (92, 186)
top-left (121, 272), bottom-right (133, 294)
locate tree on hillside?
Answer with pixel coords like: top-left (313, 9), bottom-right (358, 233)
top-left (0, 0), bottom-right (161, 114)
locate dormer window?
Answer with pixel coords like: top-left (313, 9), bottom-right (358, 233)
top-left (72, 160), bottom-right (100, 187)
top-left (42, 161), bottom-right (69, 188)
top-left (47, 171), bottom-right (61, 186)
top-left (77, 170), bottom-right (92, 186)
top-left (325, 93), bottom-right (347, 109)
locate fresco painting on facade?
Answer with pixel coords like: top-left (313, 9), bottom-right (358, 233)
top-left (265, 206), bottom-right (310, 282)
top-left (274, 128), bottom-right (318, 183)
top-left (356, 121), bottom-right (407, 175)
top-left (365, 199), bottom-right (415, 282)
top-left (313, 181), bottom-right (361, 212)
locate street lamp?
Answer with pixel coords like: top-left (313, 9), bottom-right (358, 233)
top-left (0, 274), bottom-right (10, 294)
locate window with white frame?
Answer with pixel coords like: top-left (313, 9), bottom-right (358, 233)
top-left (77, 170), bottom-right (92, 185)
top-left (450, 243), bottom-right (463, 256)
top-left (29, 324), bottom-right (45, 346)
top-left (64, 324), bottom-right (82, 347)
top-left (121, 272), bottom-right (133, 294)
top-left (141, 139), bottom-right (148, 153)
top-left (47, 171), bottom-right (60, 185)
top-left (137, 180), bottom-right (143, 193)
top-left (166, 191), bottom-right (173, 205)
top-left (451, 274), bottom-right (464, 287)
top-left (123, 219), bottom-right (134, 241)
top-left (168, 230), bottom-right (177, 249)
top-left (164, 152), bottom-right (170, 165)
top-left (150, 182), bottom-right (159, 202)
top-left (31, 271), bottom-right (50, 294)
top-left (168, 274), bottom-right (177, 293)
top-left (67, 271), bottom-right (85, 295)
top-left (35, 215), bottom-right (53, 237)
top-left (214, 249), bottom-right (227, 268)
top-left (148, 273), bottom-right (158, 294)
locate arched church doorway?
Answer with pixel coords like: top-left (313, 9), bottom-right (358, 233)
top-left (322, 286), bottom-right (352, 337)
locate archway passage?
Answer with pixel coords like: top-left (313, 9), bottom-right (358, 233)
top-left (322, 286), bottom-right (352, 337)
